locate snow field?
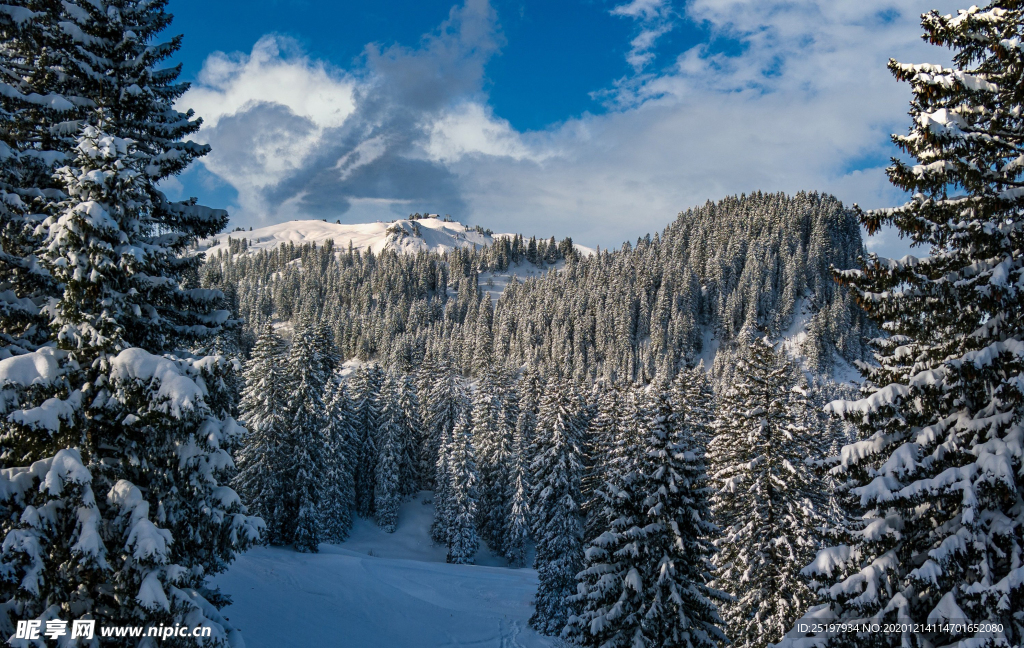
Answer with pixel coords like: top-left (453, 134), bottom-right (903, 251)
top-left (213, 493), bottom-right (553, 648)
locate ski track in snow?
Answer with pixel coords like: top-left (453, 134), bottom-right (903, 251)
top-left (213, 493), bottom-right (554, 648)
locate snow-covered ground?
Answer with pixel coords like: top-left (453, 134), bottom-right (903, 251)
top-left (213, 493), bottom-right (552, 648)
top-left (477, 259), bottom-right (566, 302)
top-left (780, 298), bottom-right (863, 386)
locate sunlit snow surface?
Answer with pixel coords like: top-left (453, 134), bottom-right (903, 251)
top-left (200, 217), bottom-right (500, 257)
top-left (213, 493), bottom-right (553, 648)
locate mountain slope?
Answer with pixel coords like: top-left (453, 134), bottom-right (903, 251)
top-left (200, 217), bottom-right (503, 257)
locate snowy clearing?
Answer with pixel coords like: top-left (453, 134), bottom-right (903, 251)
top-left (213, 493), bottom-right (553, 648)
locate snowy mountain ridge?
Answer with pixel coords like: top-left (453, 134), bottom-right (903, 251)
top-left (200, 216), bottom-right (510, 257)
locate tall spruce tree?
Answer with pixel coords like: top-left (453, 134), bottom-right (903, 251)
top-left (234, 324), bottom-right (290, 544)
top-left (783, 4), bottom-right (1024, 647)
top-left (473, 368), bottom-right (511, 555)
top-left (375, 374), bottom-right (403, 533)
top-left (352, 363), bottom-right (383, 518)
top-left (431, 419), bottom-right (456, 545)
top-left (431, 374), bottom-right (464, 544)
top-left (446, 410), bottom-right (480, 564)
top-left (398, 373), bottom-right (423, 497)
top-left (323, 378), bottom-right (356, 542)
top-left (672, 363), bottom-right (715, 451)
top-left (504, 416), bottom-right (531, 568)
top-left (0, 3), bottom-right (77, 356)
top-left (709, 337), bottom-right (824, 648)
top-left (0, 86), bottom-right (258, 648)
top-left (581, 380), bottom-right (622, 543)
top-left (428, 364), bottom-right (461, 543)
top-left (529, 375), bottom-right (585, 635)
top-left (566, 389), bottom-right (728, 648)
top-left (287, 322), bottom-right (330, 553)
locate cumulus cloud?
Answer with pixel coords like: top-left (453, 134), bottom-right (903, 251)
top-left (183, 0), bottom-right (961, 256)
top-left (185, 0), bottom-right (502, 222)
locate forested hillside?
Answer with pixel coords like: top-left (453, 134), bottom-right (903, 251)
top-left (200, 190), bottom-right (871, 383)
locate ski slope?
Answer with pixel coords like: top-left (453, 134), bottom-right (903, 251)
top-left (212, 493), bottom-right (553, 648)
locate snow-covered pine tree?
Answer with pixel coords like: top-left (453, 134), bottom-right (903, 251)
top-left (0, 3), bottom-right (78, 355)
top-left (785, 5), bottom-right (1024, 647)
top-left (431, 417), bottom-right (456, 545)
top-left (581, 380), bottom-right (622, 543)
top-left (375, 374), bottom-right (403, 533)
top-left (529, 375), bottom-right (586, 635)
top-left (566, 388), bottom-right (728, 648)
top-left (472, 296), bottom-right (494, 375)
top-left (806, 378), bottom-right (858, 540)
top-left (415, 356), bottom-right (437, 487)
top-left (473, 368), bottom-right (510, 555)
top-left (505, 413), bottom-right (532, 568)
top-left (234, 324), bottom-right (290, 544)
top-left (398, 372), bottom-right (423, 497)
top-left (426, 360), bottom-right (459, 482)
top-left (287, 321), bottom-right (330, 552)
top-left (672, 362), bottom-right (715, 451)
top-left (352, 363), bottom-right (383, 517)
top-left (430, 371), bottom-right (464, 544)
top-left (708, 336), bottom-right (824, 648)
top-left (0, 120), bottom-right (260, 641)
top-left (322, 377), bottom-right (356, 542)
top-left (446, 410), bottom-right (480, 564)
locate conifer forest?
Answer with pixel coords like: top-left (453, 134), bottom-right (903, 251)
top-left (0, 1), bottom-right (1022, 648)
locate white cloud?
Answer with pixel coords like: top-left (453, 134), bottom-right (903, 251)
top-left (184, 35), bottom-right (357, 217)
top-left (187, 35), bottom-right (355, 130)
top-left (180, 0), bottom-right (965, 256)
top-left (611, 0), bottom-right (676, 71)
top-left (425, 102), bottom-right (550, 163)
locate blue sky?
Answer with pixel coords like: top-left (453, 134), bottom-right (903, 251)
top-left (171, 1), bottom-right (698, 132)
top-left (166, 0), bottom-right (959, 257)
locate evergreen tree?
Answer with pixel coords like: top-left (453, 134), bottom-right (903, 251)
top-left (287, 323), bottom-right (330, 553)
top-left (352, 363), bottom-right (383, 518)
top-left (708, 337), bottom-right (823, 648)
top-left (473, 368), bottom-right (511, 555)
top-left (581, 380), bottom-right (622, 543)
top-left (672, 363), bottom-right (715, 451)
top-left (0, 114), bottom-right (258, 646)
top-left (234, 324), bottom-right (290, 544)
top-left (504, 414), bottom-right (531, 568)
top-left (426, 361), bottom-right (459, 490)
top-left (431, 419), bottom-right (456, 545)
top-left (529, 376), bottom-right (585, 635)
top-left (375, 374), bottom-right (403, 533)
top-left (415, 357), bottom-right (437, 487)
top-left (787, 5), bottom-right (1024, 646)
top-left (323, 378), bottom-right (356, 542)
top-left (446, 410), bottom-right (480, 564)
top-left (430, 374), bottom-right (464, 544)
top-left (0, 2), bottom-right (75, 355)
top-left (398, 372), bottom-right (424, 497)
top-left (566, 389), bottom-right (728, 648)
